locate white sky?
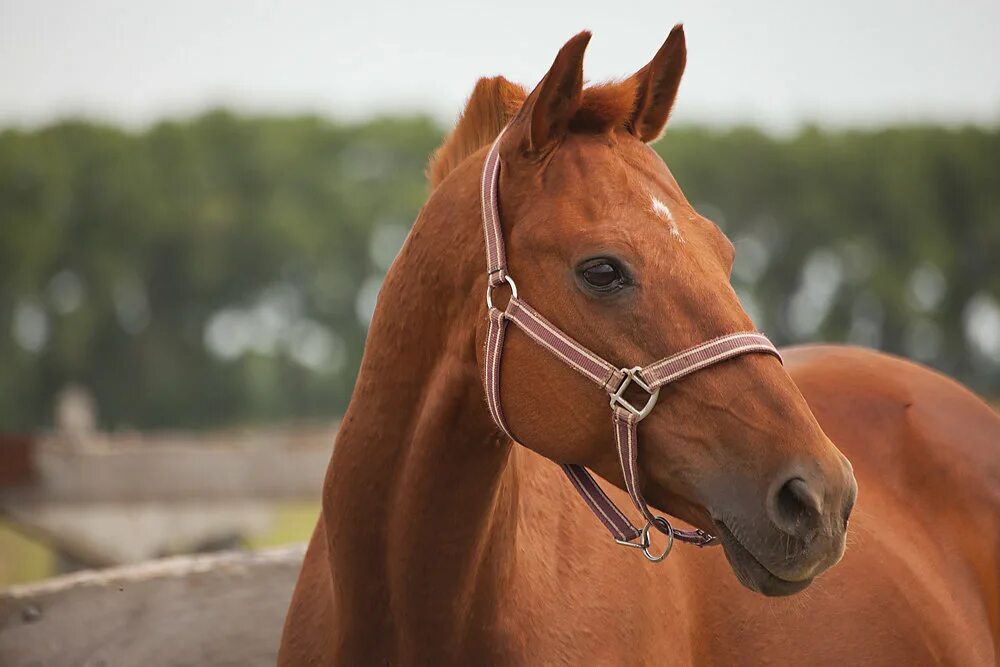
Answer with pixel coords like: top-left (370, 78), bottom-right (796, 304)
top-left (1, 0), bottom-right (998, 131)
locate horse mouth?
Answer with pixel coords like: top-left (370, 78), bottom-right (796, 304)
top-left (713, 520), bottom-right (814, 597)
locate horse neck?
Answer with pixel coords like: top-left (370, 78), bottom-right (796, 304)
top-left (322, 165), bottom-right (520, 654)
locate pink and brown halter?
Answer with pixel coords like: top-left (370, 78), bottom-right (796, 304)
top-left (481, 127), bottom-right (782, 561)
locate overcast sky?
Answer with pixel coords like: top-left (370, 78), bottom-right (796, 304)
top-left (2, 0), bottom-right (998, 131)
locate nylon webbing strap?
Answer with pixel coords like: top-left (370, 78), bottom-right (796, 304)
top-left (506, 298), bottom-right (625, 392)
top-left (614, 407), bottom-right (657, 526)
top-left (479, 126), bottom-right (781, 554)
top-left (561, 463), bottom-right (641, 542)
top-left (484, 307), bottom-right (512, 439)
top-left (481, 128), bottom-right (509, 286)
top-left (639, 332), bottom-right (778, 389)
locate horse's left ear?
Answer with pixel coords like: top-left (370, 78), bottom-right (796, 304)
top-left (628, 24), bottom-right (687, 143)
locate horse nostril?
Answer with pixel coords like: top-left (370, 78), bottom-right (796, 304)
top-left (770, 477), bottom-right (823, 537)
top-left (842, 474), bottom-right (858, 528)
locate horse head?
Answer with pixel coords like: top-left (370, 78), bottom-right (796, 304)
top-left (463, 27), bottom-right (857, 596)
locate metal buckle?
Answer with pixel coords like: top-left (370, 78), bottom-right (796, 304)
top-left (609, 367), bottom-right (660, 421)
top-left (486, 275), bottom-right (518, 309)
top-left (614, 517), bottom-right (675, 562)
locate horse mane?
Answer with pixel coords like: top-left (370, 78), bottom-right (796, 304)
top-left (427, 76), bottom-right (638, 188)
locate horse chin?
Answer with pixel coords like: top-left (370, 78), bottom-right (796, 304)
top-left (713, 521), bottom-right (815, 597)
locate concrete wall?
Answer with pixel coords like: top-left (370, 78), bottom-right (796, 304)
top-left (0, 546), bottom-right (305, 667)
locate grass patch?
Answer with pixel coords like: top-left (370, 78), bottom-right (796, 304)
top-left (0, 521), bottom-right (55, 587)
top-left (246, 502), bottom-right (320, 549)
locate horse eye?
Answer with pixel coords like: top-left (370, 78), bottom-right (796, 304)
top-left (580, 261), bottom-right (624, 291)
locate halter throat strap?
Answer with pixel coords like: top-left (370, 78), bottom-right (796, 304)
top-left (480, 127), bottom-right (782, 560)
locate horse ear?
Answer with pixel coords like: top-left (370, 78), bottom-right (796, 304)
top-left (510, 31), bottom-right (591, 154)
top-left (628, 24), bottom-right (687, 143)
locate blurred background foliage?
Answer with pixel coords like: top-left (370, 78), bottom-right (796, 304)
top-left (1, 111), bottom-right (998, 431)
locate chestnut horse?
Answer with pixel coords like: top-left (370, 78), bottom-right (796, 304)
top-left (280, 27), bottom-right (1000, 665)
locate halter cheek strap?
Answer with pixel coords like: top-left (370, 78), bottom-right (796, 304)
top-left (480, 127), bottom-right (782, 561)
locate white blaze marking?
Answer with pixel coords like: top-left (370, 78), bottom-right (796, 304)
top-left (650, 195), bottom-right (682, 239)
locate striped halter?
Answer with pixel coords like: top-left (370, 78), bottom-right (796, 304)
top-left (480, 128), bottom-right (782, 561)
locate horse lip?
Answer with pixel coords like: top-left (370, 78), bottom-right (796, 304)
top-left (713, 520), bottom-right (814, 597)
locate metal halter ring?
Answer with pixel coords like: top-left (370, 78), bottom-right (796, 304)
top-left (486, 275), bottom-right (518, 309)
top-left (610, 367), bottom-right (660, 421)
top-left (641, 517), bottom-right (675, 562)
top-left (614, 516), bottom-right (675, 562)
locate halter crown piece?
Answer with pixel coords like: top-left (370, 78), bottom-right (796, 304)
top-left (480, 127), bottom-right (783, 562)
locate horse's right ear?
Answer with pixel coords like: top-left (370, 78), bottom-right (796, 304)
top-left (508, 31), bottom-right (591, 155)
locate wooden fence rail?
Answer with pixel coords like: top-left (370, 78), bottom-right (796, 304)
top-left (0, 546), bottom-right (305, 667)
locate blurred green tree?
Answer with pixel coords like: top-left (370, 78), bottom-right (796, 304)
top-left (1, 114), bottom-right (997, 430)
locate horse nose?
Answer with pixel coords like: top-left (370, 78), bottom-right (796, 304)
top-left (768, 476), bottom-right (823, 538)
top-left (767, 460), bottom-right (857, 540)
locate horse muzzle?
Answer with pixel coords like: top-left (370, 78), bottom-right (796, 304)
top-left (711, 460), bottom-right (857, 596)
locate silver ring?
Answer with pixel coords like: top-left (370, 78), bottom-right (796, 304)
top-left (486, 275), bottom-right (518, 309)
top-left (641, 517), bottom-right (675, 563)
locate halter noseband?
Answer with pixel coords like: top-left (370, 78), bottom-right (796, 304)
top-left (480, 127), bottom-right (782, 562)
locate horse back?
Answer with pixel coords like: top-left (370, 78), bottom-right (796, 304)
top-left (785, 344), bottom-right (1000, 660)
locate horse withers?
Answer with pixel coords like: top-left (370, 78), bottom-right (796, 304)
top-left (279, 26), bottom-right (999, 666)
